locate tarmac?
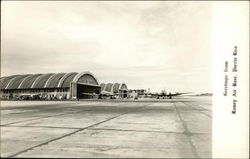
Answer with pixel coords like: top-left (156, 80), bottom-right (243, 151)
top-left (0, 96), bottom-right (212, 158)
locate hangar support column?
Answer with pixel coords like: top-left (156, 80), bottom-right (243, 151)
top-left (70, 82), bottom-right (77, 99)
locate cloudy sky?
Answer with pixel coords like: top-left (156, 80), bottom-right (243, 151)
top-left (1, 1), bottom-right (213, 93)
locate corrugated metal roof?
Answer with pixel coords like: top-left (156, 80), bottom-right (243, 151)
top-left (19, 74), bottom-right (43, 89)
top-left (0, 72), bottom-right (100, 90)
top-left (45, 73), bottom-right (66, 88)
top-left (6, 74), bottom-right (31, 89)
top-left (0, 75), bottom-right (20, 89)
top-left (100, 83), bottom-right (106, 91)
top-left (61, 73), bottom-right (78, 88)
top-left (104, 83), bottom-right (113, 92)
top-left (32, 73), bottom-right (55, 88)
top-left (113, 83), bottom-right (121, 93)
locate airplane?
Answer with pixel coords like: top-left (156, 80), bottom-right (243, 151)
top-left (150, 92), bottom-right (193, 99)
top-left (99, 91), bottom-right (127, 99)
top-left (99, 91), bottom-right (116, 99)
top-left (16, 93), bottom-right (41, 100)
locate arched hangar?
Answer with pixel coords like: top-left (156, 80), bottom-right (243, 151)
top-left (0, 72), bottom-right (101, 100)
top-left (100, 83), bottom-right (128, 98)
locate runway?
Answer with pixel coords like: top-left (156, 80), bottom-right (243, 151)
top-left (1, 97), bottom-right (212, 158)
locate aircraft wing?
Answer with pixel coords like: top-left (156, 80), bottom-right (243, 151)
top-left (19, 93), bottom-right (41, 96)
top-left (148, 93), bottom-right (158, 96)
top-left (100, 91), bottom-right (113, 96)
top-left (81, 93), bottom-right (97, 95)
top-left (168, 92), bottom-right (193, 96)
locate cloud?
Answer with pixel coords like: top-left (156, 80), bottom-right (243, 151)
top-left (1, 1), bottom-right (213, 93)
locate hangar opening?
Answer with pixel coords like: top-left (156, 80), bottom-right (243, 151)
top-left (76, 84), bottom-right (100, 99)
top-left (119, 83), bottom-right (128, 98)
top-left (70, 73), bottom-right (101, 99)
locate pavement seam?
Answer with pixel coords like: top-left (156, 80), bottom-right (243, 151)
top-left (1, 113), bottom-right (69, 126)
top-left (0, 102), bottom-right (76, 110)
top-left (1, 125), bottom-right (81, 130)
top-left (173, 102), bottom-right (200, 158)
top-left (183, 102), bottom-right (212, 118)
top-left (0, 102), bottom-right (80, 126)
top-left (1, 106), bottom-right (99, 126)
top-left (90, 128), bottom-right (210, 135)
top-left (184, 102), bottom-right (212, 112)
top-left (6, 114), bottom-right (124, 158)
top-left (6, 104), bottom-right (151, 158)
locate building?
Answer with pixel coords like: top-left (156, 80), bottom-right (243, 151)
top-left (129, 89), bottom-right (147, 95)
top-left (100, 83), bottom-right (128, 98)
top-left (128, 89), bottom-right (148, 99)
top-left (0, 72), bottom-right (101, 100)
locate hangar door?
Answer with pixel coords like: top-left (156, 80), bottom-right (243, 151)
top-left (77, 83), bottom-right (101, 99)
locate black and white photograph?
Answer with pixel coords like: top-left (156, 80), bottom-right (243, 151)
top-left (0, 1), bottom-right (249, 158)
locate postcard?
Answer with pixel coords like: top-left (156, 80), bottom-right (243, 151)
top-left (0, 1), bottom-right (249, 158)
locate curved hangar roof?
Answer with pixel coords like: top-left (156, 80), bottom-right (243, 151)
top-left (101, 83), bottom-right (128, 93)
top-left (0, 72), bottom-right (99, 90)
